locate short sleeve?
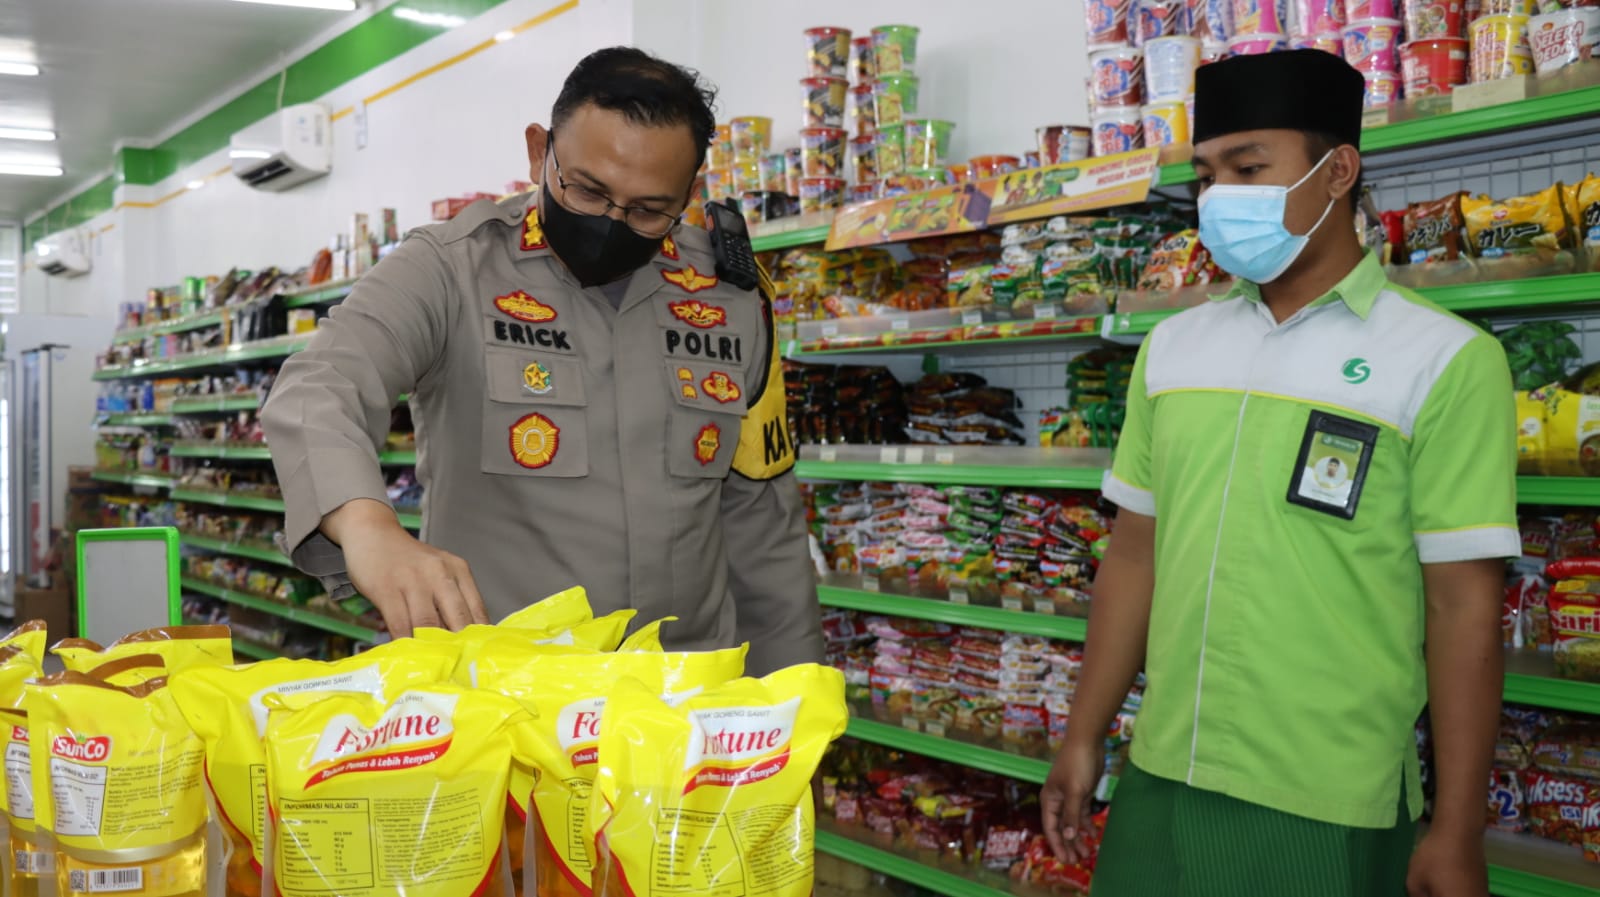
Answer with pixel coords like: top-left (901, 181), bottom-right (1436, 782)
top-left (1409, 333), bottom-right (1521, 563)
top-left (1103, 337), bottom-right (1157, 517)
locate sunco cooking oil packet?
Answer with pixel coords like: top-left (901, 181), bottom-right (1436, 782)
top-left (587, 665), bottom-right (848, 897)
top-left (168, 641), bottom-right (460, 897)
top-left (260, 684), bottom-right (537, 897)
top-left (53, 625), bottom-right (235, 683)
top-left (0, 622), bottom-right (49, 897)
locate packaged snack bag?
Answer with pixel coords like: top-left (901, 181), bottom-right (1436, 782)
top-left (168, 642), bottom-right (460, 897)
top-left (1463, 185), bottom-right (1577, 277)
top-left (587, 665), bottom-right (848, 897)
top-left (260, 684), bottom-right (537, 897)
top-left (53, 625), bottom-right (234, 682)
top-left (1568, 174), bottom-right (1600, 272)
top-left (26, 671), bottom-right (210, 897)
top-left (0, 623), bottom-right (49, 897)
top-left (474, 642), bottom-right (748, 897)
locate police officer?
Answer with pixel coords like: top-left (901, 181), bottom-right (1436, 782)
top-left (261, 47), bottom-right (822, 675)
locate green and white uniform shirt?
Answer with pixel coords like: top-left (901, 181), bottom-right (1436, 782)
top-left (1105, 252), bottom-right (1519, 828)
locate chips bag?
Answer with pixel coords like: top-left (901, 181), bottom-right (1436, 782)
top-left (52, 625), bottom-right (234, 682)
top-left (474, 641), bottom-right (748, 897)
top-left (1404, 193), bottom-right (1467, 265)
top-left (588, 665), bottom-right (848, 897)
top-left (261, 684), bottom-right (537, 897)
top-left (0, 623), bottom-right (48, 897)
top-left (26, 670), bottom-right (211, 897)
top-left (1567, 174), bottom-right (1600, 271)
top-left (168, 641), bottom-right (460, 897)
top-left (1463, 185), bottom-right (1576, 276)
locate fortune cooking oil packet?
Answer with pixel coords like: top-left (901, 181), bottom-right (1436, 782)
top-left (0, 588), bottom-right (846, 897)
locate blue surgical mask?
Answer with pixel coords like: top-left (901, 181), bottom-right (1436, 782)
top-left (1198, 151), bottom-right (1336, 285)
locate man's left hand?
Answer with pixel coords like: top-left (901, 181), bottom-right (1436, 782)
top-left (1406, 827), bottom-right (1488, 897)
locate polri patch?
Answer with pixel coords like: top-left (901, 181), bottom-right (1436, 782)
top-left (662, 265), bottom-right (718, 293)
top-left (660, 233), bottom-right (680, 260)
top-left (510, 413), bottom-right (560, 469)
top-left (669, 298), bottom-right (728, 329)
top-left (702, 371), bottom-right (741, 404)
top-left (522, 361), bottom-right (553, 395)
top-left (695, 423), bottom-right (722, 466)
top-left (663, 329), bottom-right (742, 363)
top-left (521, 207), bottom-right (547, 251)
top-left (494, 290), bottom-right (557, 323)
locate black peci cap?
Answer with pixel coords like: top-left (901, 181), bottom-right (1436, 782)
top-left (1192, 49), bottom-right (1366, 148)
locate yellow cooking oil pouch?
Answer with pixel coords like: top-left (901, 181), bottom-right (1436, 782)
top-left (587, 665), bottom-right (848, 897)
top-left (25, 671), bottom-right (210, 897)
top-left (416, 611), bottom-right (637, 684)
top-left (260, 684), bottom-right (537, 897)
top-left (615, 618), bottom-right (672, 653)
top-left (168, 641), bottom-right (459, 897)
top-left (501, 586), bottom-right (594, 630)
top-left (473, 641), bottom-right (747, 897)
top-left (53, 625), bottom-right (234, 680)
top-left (0, 627), bottom-right (48, 897)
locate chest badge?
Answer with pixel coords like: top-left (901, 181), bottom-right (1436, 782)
top-left (677, 367), bottom-right (698, 399)
top-left (522, 361), bottom-right (553, 395)
top-left (663, 266), bottom-right (718, 294)
top-left (695, 423), bottom-right (722, 466)
top-left (703, 371), bottom-right (742, 404)
top-left (521, 207), bottom-right (547, 251)
top-left (1342, 357), bottom-right (1371, 385)
top-left (669, 299), bottom-right (728, 329)
top-left (495, 290), bottom-right (557, 324)
top-left (510, 413), bottom-right (560, 469)
top-left (660, 234), bottom-right (680, 260)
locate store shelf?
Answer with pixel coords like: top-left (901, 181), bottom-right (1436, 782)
top-left (378, 449), bottom-right (417, 466)
top-left (1518, 477), bottom-right (1600, 507)
top-left (1503, 650), bottom-right (1600, 715)
top-left (169, 394), bottom-right (263, 414)
top-left (1486, 828), bottom-right (1600, 897)
top-left (819, 583), bottom-right (1087, 642)
top-left (816, 825), bottom-right (1028, 897)
top-left (170, 488), bottom-right (285, 513)
top-left (180, 533), bottom-right (290, 566)
top-left (99, 413), bottom-right (175, 427)
top-left (111, 310), bottom-right (226, 345)
top-left (844, 715), bottom-right (1051, 784)
top-left (91, 335), bottom-right (308, 381)
top-left (396, 510), bottom-right (422, 529)
top-left (90, 470), bottom-right (175, 489)
top-left (180, 577), bottom-right (379, 642)
top-left (279, 278), bottom-right (356, 309)
top-left (170, 442), bottom-right (272, 460)
top-left (751, 213), bottom-right (835, 253)
top-left (796, 445), bottom-right (1110, 489)
top-left (230, 639), bottom-right (281, 662)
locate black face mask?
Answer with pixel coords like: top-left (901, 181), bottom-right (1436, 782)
top-left (539, 182), bottom-right (664, 288)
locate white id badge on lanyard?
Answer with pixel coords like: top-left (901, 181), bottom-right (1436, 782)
top-left (1286, 411), bottom-right (1378, 520)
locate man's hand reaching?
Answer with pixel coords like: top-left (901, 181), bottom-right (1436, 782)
top-left (322, 498), bottom-right (490, 637)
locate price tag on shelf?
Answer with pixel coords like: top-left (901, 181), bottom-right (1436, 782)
top-left (923, 721), bottom-right (947, 738)
top-left (862, 576), bottom-right (880, 592)
top-left (901, 717), bottom-right (921, 733)
top-left (1034, 305), bottom-right (1057, 320)
top-left (904, 448), bottom-right (925, 465)
top-left (821, 323), bottom-right (840, 338)
top-left (961, 310), bottom-right (983, 326)
top-left (889, 317), bottom-right (911, 332)
top-left (949, 588), bottom-right (969, 605)
top-left (879, 447), bottom-right (899, 463)
top-left (935, 450), bottom-right (956, 464)
top-left (1002, 597), bottom-right (1024, 612)
top-left (819, 446), bottom-right (838, 462)
top-left (1033, 599), bottom-right (1057, 615)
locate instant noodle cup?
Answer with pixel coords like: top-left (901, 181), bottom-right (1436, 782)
top-left (729, 116), bottom-right (772, 162)
top-left (167, 642), bottom-right (460, 897)
top-left (800, 77), bottom-right (847, 129)
top-left (1228, 31), bottom-right (1291, 53)
top-left (1091, 46), bottom-right (1145, 107)
top-left (872, 24), bottom-right (921, 74)
top-left (1528, 8), bottom-right (1600, 73)
top-left (733, 159), bottom-right (761, 194)
top-left (1142, 101), bottom-right (1191, 146)
top-left (1402, 37), bottom-right (1470, 93)
top-left (1144, 35), bottom-right (1202, 100)
top-left (1037, 125), bottom-right (1094, 164)
top-left (586, 665), bottom-right (849, 897)
top-left (27, 671), bottom-right (211, 897)
top-left (873, 73), bottom-right (919, 128)
top-left (1364, 69), bottom-right (1404, 104)
top-left (847, 82), bottom-right (877, 136)
top-left (850, 182), bottom-right (881, 202)
top-left (1290, 0), bottom-right (1348, 35)
top-left (1481, 0), bottom-right (1535, 16)
top-left (1088, 0), bottom-right (1136, 43)
top-left (904, 118), bottom-right (956, 168)
top-left (1291, 31), bottom-right (1346, 53)
top-left (850, 35), bottom-right (876, 82)
top-left (941, 164), bottom-right (968, 183)
top-left (740, 192), bottom-right (768, 226)
top-left (1023, 150), bottom-right (1043, 168)
top-left (260, 685), bottom-right (537, 897)
top-left (784, 147), bottom-right (804, 195)
top-left (1202, 39), bottom-right (1230, 61)
top-left (1134, 0), bottom-right (1187, 44)
top-left (703, 167), bottom-right (734, 201)
top-left (968, 155), bottom-right (1022, 180)
top-left (849, 135), bottom-right (879, 183)
top-left (1343, 18), bottom-right (1405, 71)
top-left (52, 625), bottom-right (234, 682)
top-left (474, 644), bottom-right (747, 897)
top-left (800, 127), bottom-right (847, 178)
top-left (707, 124), bottom-right (733, 171)
top-left (1092, 108), bottom-right (1146, 155)
top-left (1231, 0), bottom-right (1289, 34)
top-left (799, 177), bottom-right (847, 213)
top-left (1472, 14), bottom-right (1533, 80)
top-left (1345, 0), bottom-right (1398, 21)
top-left (1404, 0), bottom-right (1466, 38)
top-left (758, 152), bottom-right (788, 193)
top-left (1188, 0), bottom-right (1234, 41)
top-left (875, 125), bottom-right (906, 176)
top-left (803, 26), bottom-right (851, 78)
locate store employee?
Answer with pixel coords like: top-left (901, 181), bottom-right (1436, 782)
top-left (261, 47), bottom-right (823, 675)
top-left (1040, 50), bottom-right (1516, 896)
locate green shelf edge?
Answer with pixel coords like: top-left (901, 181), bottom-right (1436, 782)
top-left (180, 577), bottom-right (378, 641)
top-left (231, 639), bottom-right (281, 661)
top-left (1517, 477), bottom-right (1600, 507)
top-left (169, 488), bottom-right (286, 513)
top-left (396, 511), bottom-right (422, 530)
top-left (796, 460), bottom-right (1105, 490)
top-left (180, 533), bottom-right (290, 566)
top-left (818, 585), bottom-right (1087, 641)
top-left (100, 413), bottom-right (175, 427)
top-left (111, 310), bottom-right (226, 345)
top-left (280, 281), bottom-right (355, 309)
top-left (170, 444), bottom-right (273, 460)
top-left (814, 831), bottom-right (1007, 897)
top-left (844, 717), bottom-right (1050, 784)
top-left (1503, 672), bottom-right (1600, 716)
top-left (169, 395), bottom-right (263, 414)
top-left (791, 327), bottom-right (1105, 359)
top-left (379, 450), bottom-right (417, 466)
top-left (90, 470), bottom-right (175, 489)
top-left (751, 224), bottom-right (832, 253)
top-left (1488, 865), bottom-right (1599, 897)
top-left (91, 339), bottom-right (309, 381)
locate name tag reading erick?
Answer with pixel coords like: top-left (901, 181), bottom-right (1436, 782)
top-left (1286, 411), bottom-right (1378, 520)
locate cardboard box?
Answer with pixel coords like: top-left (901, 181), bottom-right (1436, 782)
top-left (15, 577), bottom-right (74, 641)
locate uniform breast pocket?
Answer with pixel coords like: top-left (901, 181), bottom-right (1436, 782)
top-left (663, 361), bottom-right (745, 479)
top-left (480, 346), bottom-right (589, 478)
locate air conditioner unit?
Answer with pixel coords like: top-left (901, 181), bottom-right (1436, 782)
top-left (34, 230), bottom-right (90, 278)
top-left (229, 103), bottom-right (331, 192)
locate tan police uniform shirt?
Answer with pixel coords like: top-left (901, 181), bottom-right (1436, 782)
top-left (261, 194), bottom-right (823, 675)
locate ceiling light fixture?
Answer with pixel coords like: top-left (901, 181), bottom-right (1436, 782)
top-left (393, 7), bottom-right (466, 27)
top-left (0, 128), bottom-right (55, 142)
top-left (494, 29), bottom-right (515, 42)
top-left (224, 0), bottom-right (357, 10)
top-left (0, 63), bottom-right (39, 77)
top-left (0, 163), bottom-right (61, 177)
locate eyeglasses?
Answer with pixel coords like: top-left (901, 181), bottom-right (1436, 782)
top-left (546, 132), bottom-right (682, 239)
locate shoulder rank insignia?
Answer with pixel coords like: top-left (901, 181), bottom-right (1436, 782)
top-left (523, 361), bottom-right (553, 395)
top-left (660, 233), bottom-right (680, 260)
top-left (668, 298), bottom-right (728, 329)
top-left (510, 413), bottom-right (560, 469)
top-left (702, 372), bottom-right (742, 404)
top-left (677, 367), bottom-right (698, 399)
top-left (521, 206), bottom-right (547, 251)
top-left (495, 290), bottom-right (557, 324)
top-left (695, 423), bottom-right (722, 466)
top-left (662, 265), bottom-right (718, 294)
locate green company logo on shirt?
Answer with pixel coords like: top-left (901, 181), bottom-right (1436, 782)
top-left (1342, 358), bottom-right (1371, 385)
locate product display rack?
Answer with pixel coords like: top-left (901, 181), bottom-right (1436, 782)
top-left (89, 470), bottom-right (176, 489)
top-left (100, 413), bottom-right (176, 427)
top-left (178, 533), bottom-right (290, 566)
top-left (109, 309), bottom-right (227, 346)
top-left (278, 278), bottom-right (357, 309)
top-left (92, 335), bottom-right (309, 381)
top-left (166, 442), bottom-right (417, 466)
top-left (168, 394), bottom-right (265, 414)
top-left (180, 576), bottom-right (379, 642)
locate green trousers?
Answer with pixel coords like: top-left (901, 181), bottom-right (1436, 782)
top-left (1091, 763), bottom-right (1417, 897)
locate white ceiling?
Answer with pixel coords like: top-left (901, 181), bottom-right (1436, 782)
top-left (0, 0), bottom-right (370, 222)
